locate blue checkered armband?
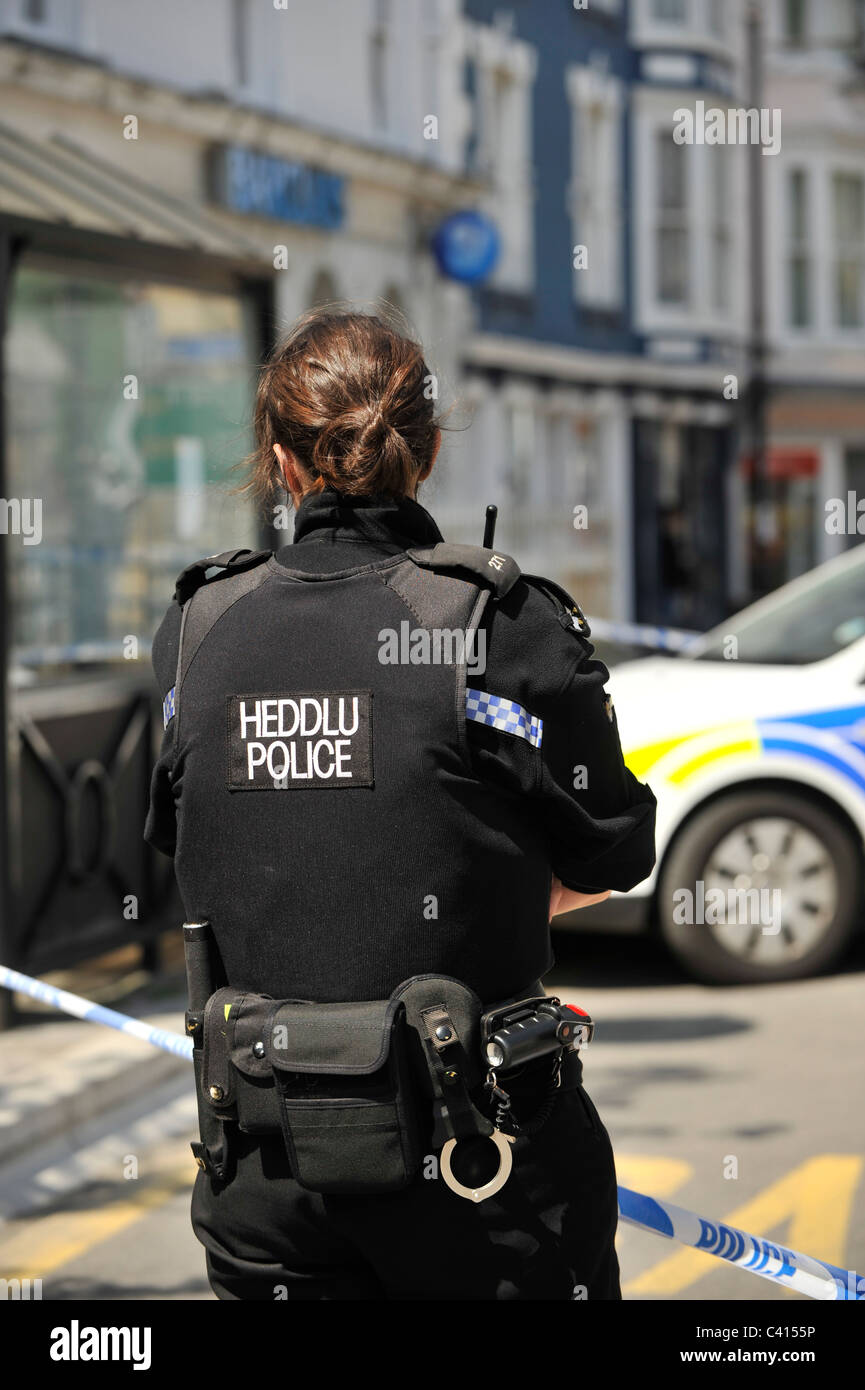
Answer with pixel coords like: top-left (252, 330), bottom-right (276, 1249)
top-left (465, 688), bottom-right (543, 749)
top-left (163, 685), bottom-right (176, 730)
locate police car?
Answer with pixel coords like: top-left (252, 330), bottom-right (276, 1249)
top-left (577, 543), bottom-right (865, 984)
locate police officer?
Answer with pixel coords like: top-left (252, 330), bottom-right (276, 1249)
top-left (145, 309), bottom-right (656, 1301)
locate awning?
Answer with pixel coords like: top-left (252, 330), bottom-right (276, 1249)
top-left (0, 119), bottom-right (272, 264)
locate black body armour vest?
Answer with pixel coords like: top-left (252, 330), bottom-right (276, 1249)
top-left (169, 543), bottom-right (554, 1005)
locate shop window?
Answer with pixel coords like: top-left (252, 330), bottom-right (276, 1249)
top-left (740, 453), bottom-right (818, 593)
top-left (6, 263), bottom-right (259, 682)
top-left (632, 418), bottom-right (727, 630)
top-left (844, 448), bottom-right (865, 550)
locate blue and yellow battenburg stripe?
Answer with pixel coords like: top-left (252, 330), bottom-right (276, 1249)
top-left (165, 684), bottom-right (547, 745)
top-left (465, 688), bottom-right (543, 749)
top-left (162, 686), bottom-right (176, 730)
top-left (625, 702), bottom-right (865, 793)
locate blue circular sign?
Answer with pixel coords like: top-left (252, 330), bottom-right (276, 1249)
top-left (432, 209), bottom-right (500, 283)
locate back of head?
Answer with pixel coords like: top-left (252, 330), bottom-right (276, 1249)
top-left (246, 306), bottom-right (441, 507)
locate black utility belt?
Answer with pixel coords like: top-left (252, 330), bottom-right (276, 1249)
top-left (185, 972), bottom-right (593, 1203)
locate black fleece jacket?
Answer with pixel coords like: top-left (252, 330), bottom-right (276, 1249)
top-left (146, 489), bottom-right (656, 897)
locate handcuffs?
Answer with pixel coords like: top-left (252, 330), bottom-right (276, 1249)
top-left (438, 995), bottom-right (595, 1202)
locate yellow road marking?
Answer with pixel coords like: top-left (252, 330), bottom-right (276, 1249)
top-left (624, 1154), bottom-right (863, 1295)
top-left (1, 1147), bottom-right (859, 1297)
top-left (0, 1151), bottom-right (195, 1282)
top-left (615, 1156), bottom-right (693, 1199)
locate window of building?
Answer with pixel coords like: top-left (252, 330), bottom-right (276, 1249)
top-left (471, 36), bottom-right (537, 293)
top-left (567, 66), bottom-right (623, 310)
top-left (656, 133), bottom-right (690, 305)
top-left (370, 0), bottom-right (391, 133)
top-left (504, 400), bottom-right (535, 511)
top-left (833, 171), bottom-right (865, 328)
top-left (710, 147), bottom-right (731, 313)
top-left (706, 0), bottom-right (725, 37)
top-left (783, 0), bottom-right (809, 46)
top-left (380, 283), bottom-right (406, 318)
top-left (6, 263), bottom-right (259, 681)
top-left (651, 0), bottom-right (688, 22)
top-left (788, 168), bottom-right (812, 328)
top-left (232, 0), bottom-right (250, 88)
top-left (307, 269), bottom-right (339, 307)
top-left (14, 0), bottom-right (80, 45)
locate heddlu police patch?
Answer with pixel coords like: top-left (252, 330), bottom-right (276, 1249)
top-left (228, 691), bottom-right (373, 790)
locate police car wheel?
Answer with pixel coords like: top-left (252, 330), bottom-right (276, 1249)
top-left (657, 790), bottom-right (862, 984)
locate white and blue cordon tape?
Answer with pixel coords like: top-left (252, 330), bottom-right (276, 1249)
top-left (0, 962), bottom-right (860, 1301)
top-left (0, 964), bottom-right (193, 1061)
top-left (581, 617), bottom-right (701, 653)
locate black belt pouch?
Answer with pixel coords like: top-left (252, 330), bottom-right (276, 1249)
top-left (266, 994), bottom-right (422, 1195)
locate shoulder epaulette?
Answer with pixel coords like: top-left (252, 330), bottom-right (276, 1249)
top-left (173, 548), bottom-right (273, 606)
top-left (522, 572), bottom-right (592, 637)
top-left (406, 543), bottom-right (520, 600)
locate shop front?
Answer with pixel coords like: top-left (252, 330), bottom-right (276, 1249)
top-left (0, 141), bottom-right (273, 1002)
top-left (631, 406), bottom-right (733, 633)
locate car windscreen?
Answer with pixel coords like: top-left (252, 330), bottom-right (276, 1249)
top-left (691, 555), bottom-right (865, 664)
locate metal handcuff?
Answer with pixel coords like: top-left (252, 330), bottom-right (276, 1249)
top-left (439, 996), bottom-right (594, 1203)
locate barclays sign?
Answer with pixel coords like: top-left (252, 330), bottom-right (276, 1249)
top-left (209, 144), bottom-right (345, 229)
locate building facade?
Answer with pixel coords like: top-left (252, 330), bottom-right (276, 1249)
top-left (3, 0), bottom-right (865, 983)
top-left (0, 0), bottom-right (483, 979)
top-left (763, 0), bottom-right (865, 583)
top-left (458, 0), bottom-right (748, 629)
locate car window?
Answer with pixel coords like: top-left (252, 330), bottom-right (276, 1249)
top-left (691, 557), bottom-right (865, 664)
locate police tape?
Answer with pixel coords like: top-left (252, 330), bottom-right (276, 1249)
top-left (0, 965), bottom-right (193, 1060)
top-left (0, 963), bottom-right (861, 1301)
top-left (586, 618), bottom-right (701, 652)
top-left (617, 1187), bottom-right (861, 1302)
top-left (12, 640), bottom-right (154, 668)
top-left (11, 621), bottom-right (702, 666)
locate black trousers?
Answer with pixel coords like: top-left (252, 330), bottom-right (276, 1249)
top-left (190, 1062), bottom-right (621, 1301)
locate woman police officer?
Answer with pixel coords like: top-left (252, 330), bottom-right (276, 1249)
top-left (145, 308), bottom-right (656, 1301)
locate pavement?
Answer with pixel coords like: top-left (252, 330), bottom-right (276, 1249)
top-left (0, 939), bottom-right (189, 1170)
